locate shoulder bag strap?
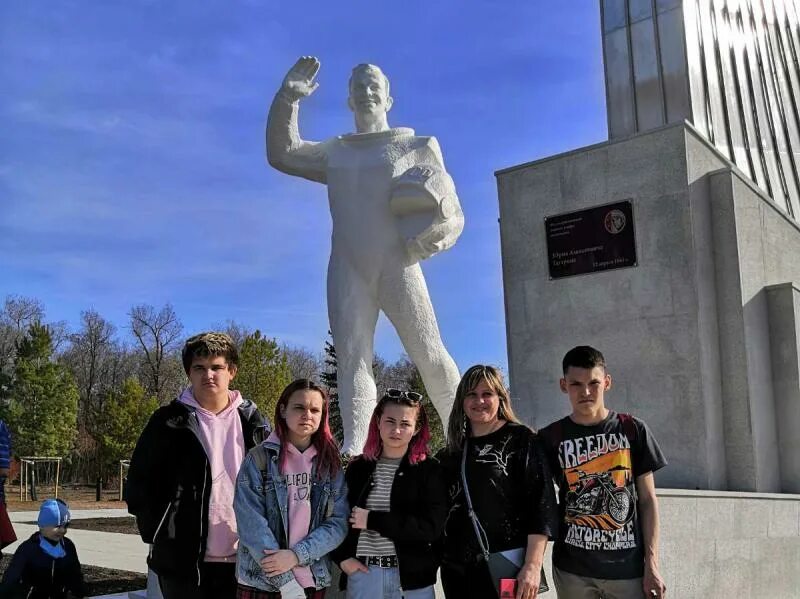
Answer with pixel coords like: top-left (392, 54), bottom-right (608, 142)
top-left (460, 441), bottom-right (491, 560)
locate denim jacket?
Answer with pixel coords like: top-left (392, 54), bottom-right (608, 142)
top-left (234, 438), bottom-right (348, 591)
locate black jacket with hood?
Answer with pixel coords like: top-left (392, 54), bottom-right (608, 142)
top-left (126, 396), bottom-right (267, 583)
top-left (330, 453), bottom-right (448, 591)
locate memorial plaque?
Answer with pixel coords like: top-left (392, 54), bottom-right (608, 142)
top-left (545, 200), bottom-right (637, 279)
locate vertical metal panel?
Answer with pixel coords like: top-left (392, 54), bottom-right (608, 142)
top-left (770, 0), bottom-right (800, 216)
top-left (605, 27), bottom-right (638, 137)
top-left (753, 0), bottom-right (795, 213)
top-left (631, 17), bottom-right (667, 129)
top-left (714, 0), bottom-right (751, 174)
top-left (630, 0), bottom-right (654, 22)
top-left (784, 0), bottom-right (800, 72)
top-left (731, 0), bottom-right (767, 185)
top-left (700, 0), bottom-right (732, 157)
top-left (684, 0), bottom-right (711, 137)
top-left (781, 0), bottom-right (800, 216)
top-left (656, 0), bottom-right (682, 12)
top-left (658, 7), bottom-right (693, 123)
top-left (604, 0), bottom-right (629, 32)
top-left (784, 2), bottom-right (800, 99)
top-left (743, 0), bottom-right (781, 199)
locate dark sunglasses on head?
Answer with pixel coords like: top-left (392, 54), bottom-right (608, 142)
top-left (385, 388), bottom-right (423, 403)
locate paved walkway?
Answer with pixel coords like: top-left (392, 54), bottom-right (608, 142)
top-left (6, 508), bottom-right (149, 598)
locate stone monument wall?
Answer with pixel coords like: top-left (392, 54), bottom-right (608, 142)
top-left (496, 122), bottom-right (800, 493)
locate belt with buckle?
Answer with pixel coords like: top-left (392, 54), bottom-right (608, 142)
top-left (357, 555), bottom-right (398, 568)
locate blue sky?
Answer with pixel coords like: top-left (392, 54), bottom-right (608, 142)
top-left (0, 0), bottom-right (607, 372)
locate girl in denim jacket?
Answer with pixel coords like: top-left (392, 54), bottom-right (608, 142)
top-left (234, 379), bottom-right (348, 599)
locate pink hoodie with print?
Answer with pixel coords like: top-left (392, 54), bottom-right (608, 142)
top-left (266, 431), bottom-right (316, 589)
top-left (180, 388), bottom-right (245, 562)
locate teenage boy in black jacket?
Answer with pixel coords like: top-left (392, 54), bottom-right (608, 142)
top-left (126, 332), bottom-right (268, 599)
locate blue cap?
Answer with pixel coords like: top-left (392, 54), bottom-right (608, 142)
top-left (37, 499), bottom-right (70, 528)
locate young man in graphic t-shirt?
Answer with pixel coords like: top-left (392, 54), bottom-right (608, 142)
top-left (539, 346), bottom-right (667, 599)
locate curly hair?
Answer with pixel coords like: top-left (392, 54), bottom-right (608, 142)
top-left (181, 332), bottom-right (239, 374)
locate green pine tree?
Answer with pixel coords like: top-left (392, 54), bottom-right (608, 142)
top-left (320, 331), bottom-right (343, 446)
top-left (8, 322), bottom-right (78, 457)
top-left (398, 357), bottom-right (446, 455)
top-left (99, 377), bottom-right (159, 470)
top-left (232, 330), bottom-right (292, 423)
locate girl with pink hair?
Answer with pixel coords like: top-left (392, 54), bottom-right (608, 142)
top-left (331, 389), bottom-right (447, 599)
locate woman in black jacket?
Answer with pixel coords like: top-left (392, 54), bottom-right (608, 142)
top-left (332, 389), bottom-right (447, 598)
top-left (439, 365), bottom-right (558, 599)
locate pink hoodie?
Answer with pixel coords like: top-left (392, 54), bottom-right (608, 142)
top-left (266, 431), bottom-right (316, 588)
top-left (180, 388), bottom-right (245, 562)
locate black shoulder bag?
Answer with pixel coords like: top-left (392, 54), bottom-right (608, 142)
top-left (460, 441), bottom-right (549, 597)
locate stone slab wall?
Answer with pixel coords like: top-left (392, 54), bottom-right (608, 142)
top-left (657, 490), bottom-right (800, 598)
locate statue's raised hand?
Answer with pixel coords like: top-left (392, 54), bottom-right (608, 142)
top-left (281, 56), bottom-right (321, 100)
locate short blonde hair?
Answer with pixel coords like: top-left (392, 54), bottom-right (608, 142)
top-left (445, 364), bottom-right (520, 453)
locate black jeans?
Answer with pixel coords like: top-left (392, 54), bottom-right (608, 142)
top-left (159, 562), bottom-right (237, 599)
top-left (441, 558), bottom-right (497, 599)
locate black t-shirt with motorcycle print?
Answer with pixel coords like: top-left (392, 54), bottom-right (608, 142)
top-left (539, 411), bottom-right (667, 580)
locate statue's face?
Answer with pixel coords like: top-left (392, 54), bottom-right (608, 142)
top-left (348, 68), bottom-right (392, 116)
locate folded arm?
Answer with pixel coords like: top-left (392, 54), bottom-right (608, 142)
top-left (234, 451), bottom-right (295, 588)
top-left (291, 469), bottom-right (349, 566)
top-left (366, 464), bottom-right (447, 542)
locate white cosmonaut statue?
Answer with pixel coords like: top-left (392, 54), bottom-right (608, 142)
top-left (267, 56), bottom-right (464, 454)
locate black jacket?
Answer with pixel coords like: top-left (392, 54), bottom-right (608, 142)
top-left (126, 397), bottom-right (267, 582)
top-left (331, 453), bottom-right (447, 591)
top-left (438, 422), bottom-right (558, 565)
top-left (0, 532), bottom-right (88, 599)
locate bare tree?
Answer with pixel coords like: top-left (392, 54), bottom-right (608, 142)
top-left (64, 310), bottom-right (118, 413)
top-left (48, 320), bottom-right (71, 354)
top-left (2, 295), bottom-right (45, 331)
top-left (129, 303), bottom-right (184, 404)
top-left (212, 320), bottom-right (253, 350)
top-left (281, 344), bottom-right (323, 381)
top-left (60, 310), bottom-right (123, 482)
top-left (0, 295), bottom-right (45, 374)
top-left (372, 354), bottom-right (390, 397)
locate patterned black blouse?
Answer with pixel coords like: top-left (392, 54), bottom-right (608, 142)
top-left (440, 421), bottom-right (558, 565)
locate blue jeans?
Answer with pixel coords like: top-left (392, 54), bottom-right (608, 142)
top-left (346, 565), bottom-right (435, 599)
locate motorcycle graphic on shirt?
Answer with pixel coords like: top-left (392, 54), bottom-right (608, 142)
top-left (556, 431), bottom-right (639, 551)
top-left (565, 466), bottom-right (635, 527)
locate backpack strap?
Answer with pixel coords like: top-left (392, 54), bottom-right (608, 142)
top-left (251, 443), bottom-right (269, 473)
top-left (617, 413), bottom-right (638, 442)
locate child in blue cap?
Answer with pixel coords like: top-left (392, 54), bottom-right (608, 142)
top-left (0, 498), bottom-right (89, 598)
